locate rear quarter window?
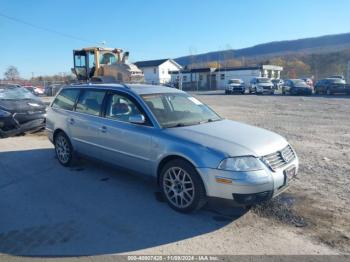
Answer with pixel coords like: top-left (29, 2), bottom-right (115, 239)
top-left (52, 89), bottom-right (80, 111)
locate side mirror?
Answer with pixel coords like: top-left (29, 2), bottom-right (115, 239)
top-left (129, 114), bottom-right (146, 124)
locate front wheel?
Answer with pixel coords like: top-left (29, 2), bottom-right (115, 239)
top-left (160, 159), bottom-right (207, 213)
top-left (54, 132), bottom-right (74, 166)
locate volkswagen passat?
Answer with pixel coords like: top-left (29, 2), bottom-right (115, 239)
top-left (46, 84), bottom-right (298, 213)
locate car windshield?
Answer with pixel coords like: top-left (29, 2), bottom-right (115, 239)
top-left (257, 78), bottom-right (271, 83)
top-left (141, 93), bottom-right (222, 128)
top-left (292, 80), bottom-right (308, 87)
top-left (0, 86), bottom-right (38, 100)
top-left (229, 80), bottom-right (241, 84)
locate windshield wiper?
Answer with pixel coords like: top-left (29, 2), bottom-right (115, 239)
top-left (165, 122), bottom-right (200, 128)
top-left (199, 118), bottom-right (221, 124)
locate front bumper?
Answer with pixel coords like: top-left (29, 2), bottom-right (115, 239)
top-left (197, 157), bottom-right (298, 205)
top-left (226, 86), bottom-right (245, 93)
top-left (0, 115), bottom-right (46, 138)
top-left (292, 88), bottom-right (312, 95)
top-left (256, 86), bottom-right (274, 94)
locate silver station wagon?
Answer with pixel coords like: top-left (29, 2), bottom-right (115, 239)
top-left (46, 84), bottom-right (299, 212)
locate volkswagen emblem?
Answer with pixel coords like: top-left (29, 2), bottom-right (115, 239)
top-left (280, 150), bottom-right (288, 162)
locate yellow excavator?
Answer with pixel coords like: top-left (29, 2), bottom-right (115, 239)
top-left (72, 47), bottom-right (144, 83)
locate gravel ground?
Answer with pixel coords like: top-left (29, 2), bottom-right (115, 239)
top-left (0, 93), bottom-right (349, 257)
top-left (193, 92), bottom-right (350, 253)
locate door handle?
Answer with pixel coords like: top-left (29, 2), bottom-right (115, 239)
top-left (99, 126), bottom-right (107, 133)
top-left (68, 118), bottom-right (75, 125)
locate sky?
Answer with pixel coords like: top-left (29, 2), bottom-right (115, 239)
top-left (0, 0), bottom-right (349, 79)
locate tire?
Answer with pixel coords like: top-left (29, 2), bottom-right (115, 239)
top-left (225, 90), bottom-right (228, 95)
top-left (160, 159), bottom-right (207, 213)
top-left (54, 132), bottom-right (75, 167)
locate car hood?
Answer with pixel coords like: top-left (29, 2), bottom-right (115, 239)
top-left (164, 119), bottom-right (288, 157)
top-left (0, 98), bottom-right (46, 113)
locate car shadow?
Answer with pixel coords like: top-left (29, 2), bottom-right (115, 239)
top-left (0, 148), bottom-right (248, 257)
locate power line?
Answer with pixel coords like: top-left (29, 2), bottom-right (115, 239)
top-left (0, 11), bottom-right (97, 45)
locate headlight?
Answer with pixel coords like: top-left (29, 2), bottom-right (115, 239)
top-left (218, 156), bottom-right (264, 172)
top-left (0, 109), bottom-right (11, 117)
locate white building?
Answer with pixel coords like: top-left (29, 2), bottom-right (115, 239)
top-left (170, 65), bottom-right (283, 90)
top-left (134, 59), bottom-right (182, 85)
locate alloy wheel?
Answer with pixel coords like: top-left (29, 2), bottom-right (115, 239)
top-left (163, 167), bottom-right (195, 208)
top-left (55, 135), bottom-right (71, 164)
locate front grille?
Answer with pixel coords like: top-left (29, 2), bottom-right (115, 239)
top-left (262, 145), bottom-right (296, 171)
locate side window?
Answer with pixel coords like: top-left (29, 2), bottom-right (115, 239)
top-left (52, 89), bottom-right (80, 111)
top-left (75, 90), bottom-right (106, 116)
top-left (105, 93), bottom-right (145, 124)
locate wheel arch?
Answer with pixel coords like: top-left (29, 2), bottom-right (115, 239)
top-left (53, 128), bottom-right (70, 144)
top-left (156, 155), bottom-right (204, 188)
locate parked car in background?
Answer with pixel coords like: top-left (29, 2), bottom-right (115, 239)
top-left (0, 84), bottom-right (46, 138)
top-left (314, 78), bottom-right (350, 95)
top-left (249, 77), bottom-right (274, 94)
top-left (282, 79), bottom-right (313, 95)
top-left (45, 84), bottom-right (63, 96)
top-left (329, 75), bottom-right (345, 80)
top-left (225, 79), bottom-right (245, 94)
top-left (23, 85), bottom-right (44, 96)
top-left (46, 84), bottom-right (298, 213)
top-left (272, 79), bottom-right (284, 90)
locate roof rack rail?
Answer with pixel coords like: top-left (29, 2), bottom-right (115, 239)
top-left (119, 83), bottom-right (130, 89)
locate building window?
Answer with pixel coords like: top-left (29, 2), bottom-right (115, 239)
top-left (220, 74), bottom-right (225, 80)
top-left (153, 68), bottom-right (157, 74)
top-left (199, 75), bottom-right (203, 81)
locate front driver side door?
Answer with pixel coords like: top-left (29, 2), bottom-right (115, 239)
top-left (97, 91), bottom-right (155, 176)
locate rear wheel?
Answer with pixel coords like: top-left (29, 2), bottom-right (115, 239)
top-left (54, 132), bottom-right (74, 167)
top-left (160, 159), bottom-right (207, 213)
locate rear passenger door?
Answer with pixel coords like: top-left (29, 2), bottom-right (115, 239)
top-left (97, 91), bottom-right (154, 175)
top-left (68, 89), bottom-right (107, 159)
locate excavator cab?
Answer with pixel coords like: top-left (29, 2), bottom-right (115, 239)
top-left (72, 49), bottom-right (96, 81)
top-left (72, 47), bottom-right (144, 83)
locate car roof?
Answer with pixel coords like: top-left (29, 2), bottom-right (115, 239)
top-left (67, 83), bottom-right (184, 95)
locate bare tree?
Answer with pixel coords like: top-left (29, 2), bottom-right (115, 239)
top-left (4, 66), bottom-right (20, 80)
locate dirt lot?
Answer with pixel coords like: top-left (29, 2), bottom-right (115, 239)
top-left (195, 92), bottom-right (350, 253)
top-left (0, 93), bottom-right (349, 258)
